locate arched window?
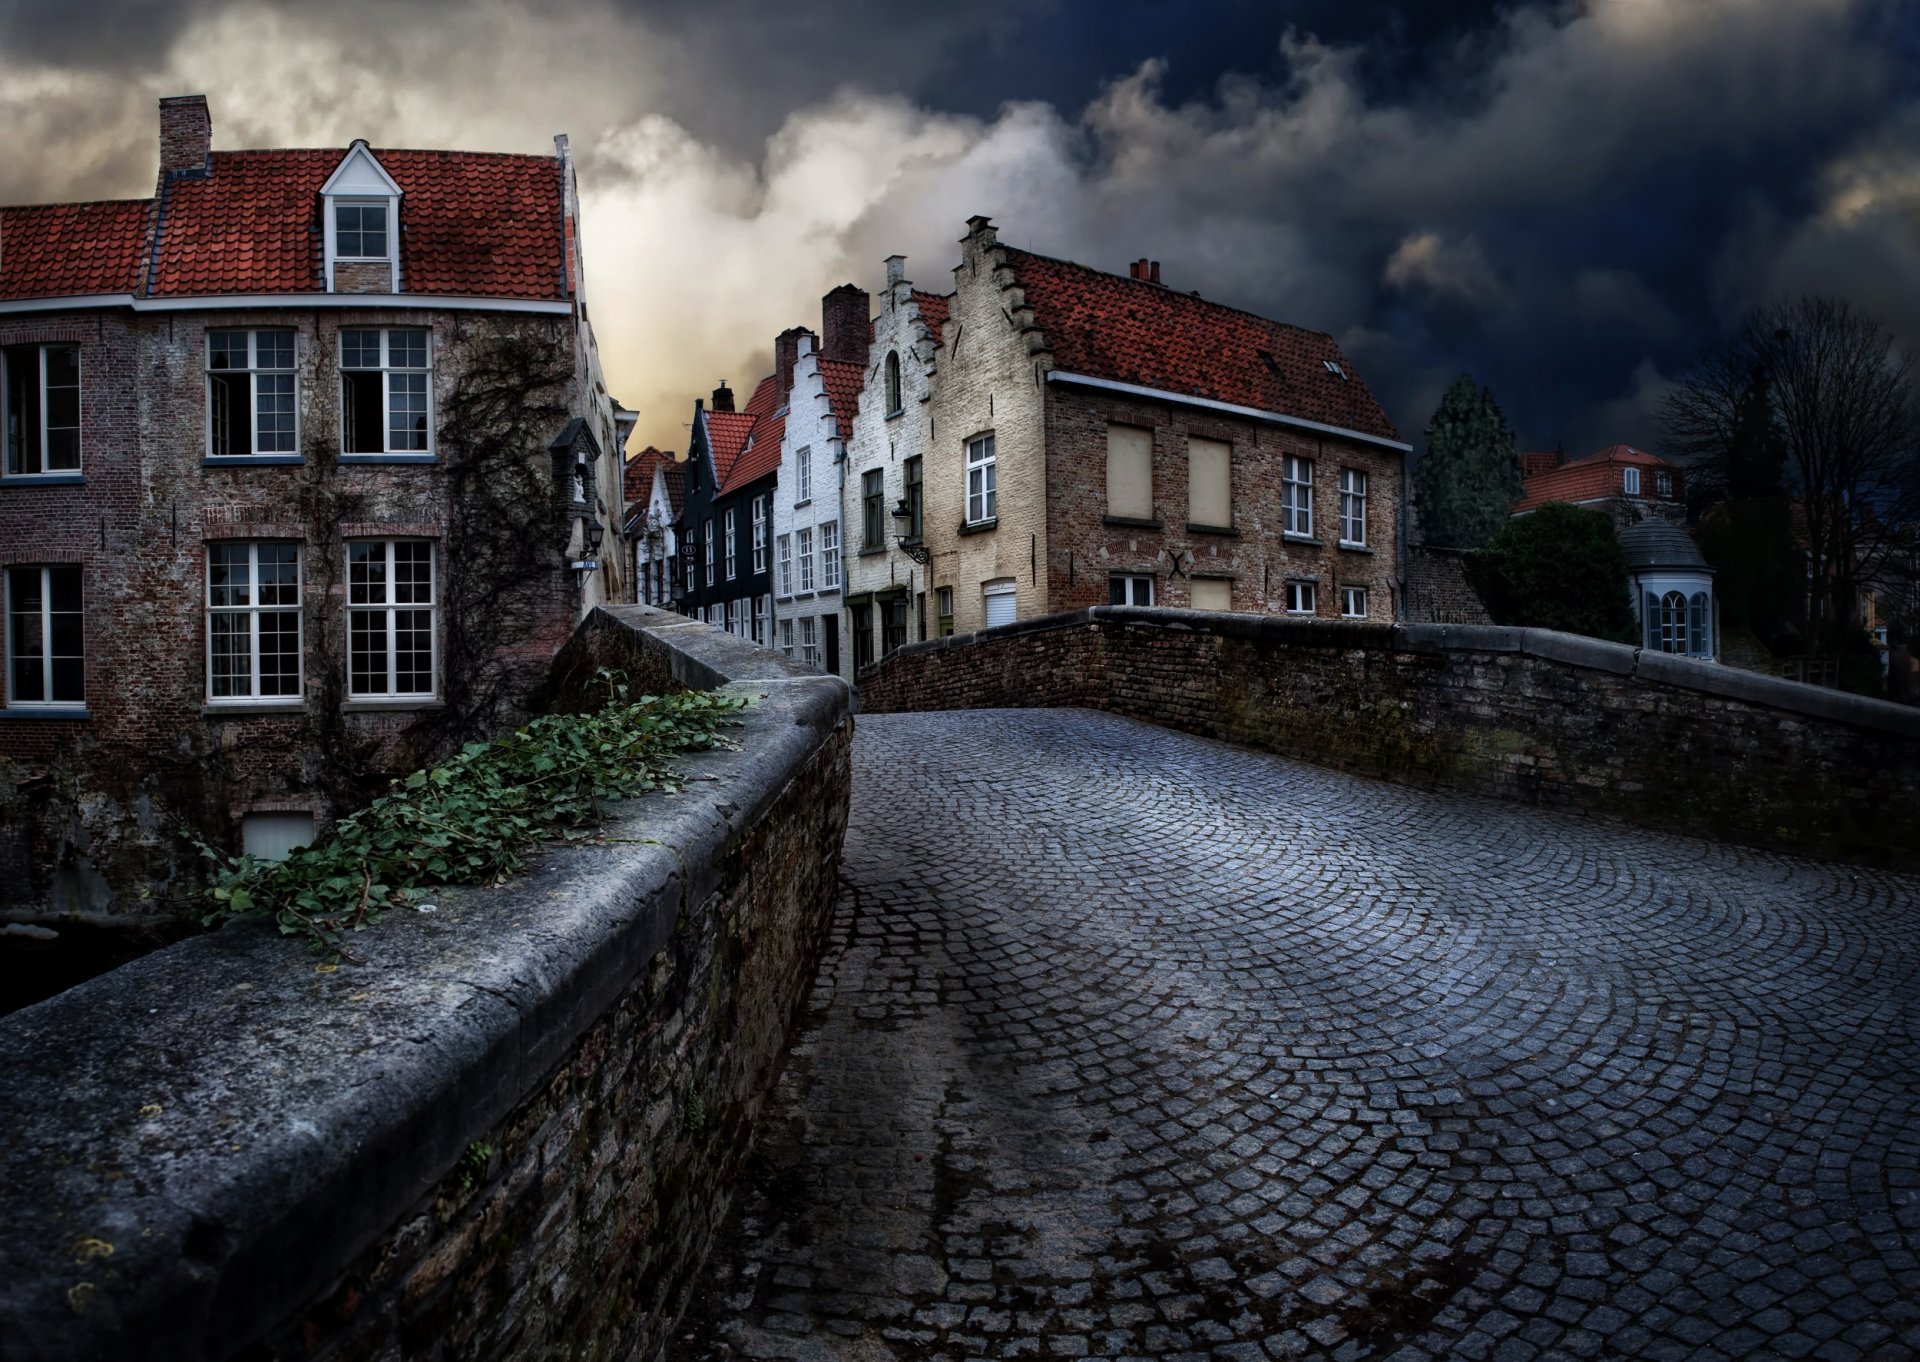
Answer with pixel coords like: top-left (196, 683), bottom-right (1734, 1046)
top-left (1658, 590), bottom-right (1688, 653)
top-left (1689, 592), bottom-right (1710, 657)
top-left (884, 351), bottom-right (902, 416)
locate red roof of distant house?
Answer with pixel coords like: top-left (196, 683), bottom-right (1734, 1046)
top-left (2, 147), bottom-right (565, 302)
top-left (913, 290), bottom-right (950, 344)
top-left (722, 410), bottom-right (785, 494)
top-left (1514, 444), bottom-right (1682, 514)
top-left (1000, 246), bottom-right (1401, 444)
top-left (0, 200), bottom-right (150, 299)
top-left (819, 357), bottom-right (863, 438)
top-left (705, 410), bottom-right (758, 488)
top-left (623, 445), bottom-right (670, 507)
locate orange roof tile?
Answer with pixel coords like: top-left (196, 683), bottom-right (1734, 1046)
top-left (705, 409), bottom-right (758, 488)
top-left (623, 445), bottom-right (670, 506)
top-left (0, 199), bottom-right (150, 300)
top-left (819, 357), bottom-right (863, 438)
top-left (1003, 246), bottom-right (1399, 443)
top-left (912, 290), bottom-right (950, 344)
top-left (1514, 444), bottom-right (1683, 513)
top-left (721, 410), bottom-right (784, 494)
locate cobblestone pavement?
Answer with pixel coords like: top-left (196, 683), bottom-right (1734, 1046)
top-left (673, 710), bottom-right (1920, 1362)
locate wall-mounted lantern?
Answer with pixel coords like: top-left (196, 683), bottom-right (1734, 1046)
top-left (891, 499), bottom-right (931, 565)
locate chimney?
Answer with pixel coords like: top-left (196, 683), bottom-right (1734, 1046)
top-left (821, 283), bottom-right (870, 367)
top-left (710, 380), bottom-right (734, 414)
top-left (965, 214), bottom-right (997, 247)
top-left (885, 254), bottom-right (907, 288)
top-left (774, 326), bottom-right (810, 402)
top-left (157, 94), bottom-right (211, 184)
top-left (1126, 258), bottom-right (1162, 284)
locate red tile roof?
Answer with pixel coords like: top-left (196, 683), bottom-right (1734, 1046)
top-left (2, 147), bottom-right (564, 302)
top-left (623, 445), bottom-right (670, 508)
top-left (741, 372), bottom-right (781, 419)
top-left (0, 200), bottom-right (150, 300)
top-left (1001, 246), bottom-right (1400, 443)
top-left (819, 357), bottom-right (864, 438)
top-left (705, 410), bottom-right (758, 488)
top-left (912, 290), bottom-right (950, 344)
top-left (721, 410), bottom-right (784, 494)
top-left (1514, 444), bottom-right (1682, 513)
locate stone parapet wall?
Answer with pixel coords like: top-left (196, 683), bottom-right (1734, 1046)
top-left (0, 604), bottom-right (852, 1362)
top-left (857, 606), bottom-right (1920, 867)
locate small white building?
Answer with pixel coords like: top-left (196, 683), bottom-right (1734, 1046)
top-left (622, 445), bottom-right (682, 609)
top-left (1622, 519), bottom-right (1718, 659)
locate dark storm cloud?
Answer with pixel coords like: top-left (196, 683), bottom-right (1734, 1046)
top-left (2, 0), bottom-right (1916, 457)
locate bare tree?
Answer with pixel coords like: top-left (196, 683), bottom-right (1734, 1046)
top-left (1664, 297), bottom-right (1919, 642)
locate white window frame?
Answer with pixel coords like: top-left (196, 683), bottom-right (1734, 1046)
top-left (724, 508), bottom-right (737, 582)
top-left (1623, 466), bottom-right (1642, 495)
top-left (1285, 579), bottom-right (1316, 615)
top-left (346, 540), bottom-right (437, 700)
top-left (704, 518), bottom-right (714, 587)
top-left (4, 564), bottom-right (83, 707)
top-left (780, 619), bottom-right (794, 657)
top-left (1341, 585), bottom-right (1368, 619)
top-left (1339, 468), bottom-right (1367, 547)
top-left (885, 351), bottom-right (902, 416)
top-left (206, 330), bottom-right (299, 459)
top-left (1283, 456), bottom-right (1314, 537)
top-left (333, 199), bottom-right (392, 261)
top-left (339, 327), bottom-right (432, 457)
top-left (777, 534), bottom-right (793, 597)
top-left (795, 446), bottom-right (812, 505)
top-left (1110, 573), bottom-right (1154, 606)
top-left (754, 594), bottom-right (768, 646)
top-left (752, 497), bottom-right (768, 573)
top-left (966, 433), bottom-right (997, 524)
top-left (206, 542), bottom-right (304, 703)
top-left (797, 527), bottom-right (816, 593)
top-left (799, 615), bottom-right (820, 667)
top-left (2, 344), bottom-right (82, 478)
top-left (820, 521), bottom-right (840, 591)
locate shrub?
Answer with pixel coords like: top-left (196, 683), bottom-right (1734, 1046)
top-left (1465, 503), bottom-right (1638, 642)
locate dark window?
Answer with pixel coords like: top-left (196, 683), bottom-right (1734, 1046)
top-left (7, 565), bottom-right (83, 704)
top-left (863, 469), bottom-right (885, 548)
top-left (883, 596), bottom-right (909, 655)
top-left (885, 351), bottom-right (902, 415)
top-left (852, 603), bottom-right (874, 671)
top-left (3, 344), bottom-right (80, 476)
top-left (341, 328), bottom-right (429, 455)
top-left (904, 456), bottom-right (923, 541)
top-left (335, 202), bottom-right (388, 258)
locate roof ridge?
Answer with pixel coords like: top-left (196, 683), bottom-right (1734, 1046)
top-left (1, 196), bottom-right (152, 212)
top-left (1001, 243), bottom-right (1336, 343)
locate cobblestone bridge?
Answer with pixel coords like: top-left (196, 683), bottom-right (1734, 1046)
top-left (675, 710), bottom-right (1920, 1361)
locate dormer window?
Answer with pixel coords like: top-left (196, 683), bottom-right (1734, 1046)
top-left (334, 202), bottom-right (389, 260)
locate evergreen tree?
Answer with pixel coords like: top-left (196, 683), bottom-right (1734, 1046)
top-left (1415, 374), bottom-right (1524, 548)
top-left (1465, 502), bottom-right (1638, 642)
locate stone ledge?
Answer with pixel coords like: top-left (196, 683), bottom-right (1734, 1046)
top-left (0, 606), bottom-right (850, 1362)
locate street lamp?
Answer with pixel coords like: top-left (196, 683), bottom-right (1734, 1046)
top-left (891, 499), bottom-right (931, 565)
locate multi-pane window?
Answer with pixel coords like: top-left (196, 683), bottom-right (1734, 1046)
top-left (795, 446), bottom-right (812, 504)
top-left (685, 543), bottom-right (695, 593)
top-left (1342, 585), bottom-right (1369, 619)
top-left (334, 202), bottom-right (389, 258)
top-left (1655, 471), bottom-right (1674, 498)
top-left (1339, 468), bottom-right (1367, 546)
top-left (936, 586), bottom-right (954, 638)
top-left (724, 508), bottom-right (737, 581)
top-left (5, 565), bottom-right (82, 706)
top-left (821, 521), bottom-right (840, 590)
top-left (852, 603), bottom-right (875, 670)
top-left (1110, 574), bottom-right (1154, 606)
top-left (3, 345), bottom-right (81, 477)
top-left (863, 470), bottom-right (886, 548)
top-left (208, 330), bottom-right (296, 457)
top-left (798, 527), bottom-right (816, 593)
top-left (752, 497), bottom-right (768, 573)
top-left (799, 616), bottom-right (819, 667)
top-left (1623, 466), bottom-right (1642, 495)
top-left (207, 543), bottom-right (302, 701)
top-left (780, 619), bottom-right (794, 657)
top-left (1283, 457), bottom-right (1314, 537)
top-left (341, 328), bottom-right (429, 455)
top-left (966, 434), bottom-right (997, 524)
top-left (1285, 579), bottom-right (1316, 615)
top-left (704, 518), bottom-right (714, 586)
top-left (777, 534), bottom-right (793, 596)
top-left (903, 457), bottom-right (923, 540)
top-left (753, 595), bottom-right (768, 646)
top-left (884, 596), bottom-right (908, 655)
top-left (347, 541), bottom-right (435, 698)
top-left (885, 351), bottom-right (902, 416)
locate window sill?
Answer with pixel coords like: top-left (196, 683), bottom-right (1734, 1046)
top-left (1282, 532), bottom-right (1323, 547)
top-left (1337, 541), bottom-right (1373, 554)
top-left (0, 706), bottom-right (88, 720)
top-left (1, 473), bottom-right (84, 487)
top-left (857, 546), bottom-right (890, 558)
top-left (884, 409), bottom-right (904, 421)
top-left (342, 698), bottom-right (444, 713)
top-left (204, 702), bottom-right (308, 717)
top-left (1104, 514), bottom-right (1162, 530)
top-left (340, 454), bottom-right (437, 465)
top-left (958, 518), bottom-right (998, 537)
top-left (1187, 522), bottom-right (1238, 537)
top-left (204, 456), bottom-right (302, 468)
top-left (793, 498), bottom-right (812, 510)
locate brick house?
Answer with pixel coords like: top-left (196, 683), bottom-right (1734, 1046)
top-left (1514, 444), bottom-right (1685, 527)
top-left (623, 445), bottom-right (684, 609)
top-left (0, 95), bottom-right (628, 913)
top-left (842, 256), bottom-right (950, 669)
top-left (915, 217), bottom-right (1409, 640)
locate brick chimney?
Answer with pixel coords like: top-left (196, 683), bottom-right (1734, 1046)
top-left (821, 283), bottom-right (870, 367)
top-left (773, 326), bottom-right (811, 402)
top-left (1127, 258), bottom-right (1162, 284)
top-left (710, 380), bottom-right (735, 414)
top-left (157, 94), bottom-right (211, 185)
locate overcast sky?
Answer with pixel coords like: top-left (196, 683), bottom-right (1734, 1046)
top-left (3, 0), bottom-right (1917, 457)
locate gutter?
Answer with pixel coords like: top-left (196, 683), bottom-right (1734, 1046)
top-left (1045, 370), bottom-right (1413, 453)
top-left (0, 292), bottom-right (572, 317)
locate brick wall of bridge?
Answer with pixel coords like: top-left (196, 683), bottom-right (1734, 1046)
top-left (0, 606), bottom-right (851, 1362)
top-left (856, 606), bottom-right (1920, 868)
